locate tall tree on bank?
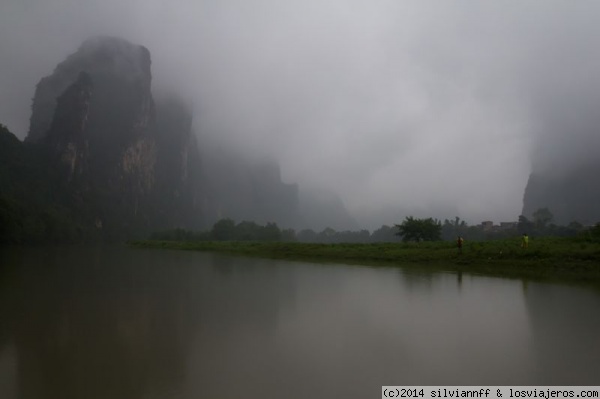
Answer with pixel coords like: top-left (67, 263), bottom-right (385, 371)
top-left (395, 216), bottom-right (442, 242)
top-left (441, 216), bottom-right (468, 240)
top-left (532, 207), bottom-right (554, 229)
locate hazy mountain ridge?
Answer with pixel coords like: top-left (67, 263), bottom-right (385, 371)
top-left (0, 36), bottom-right (356, 242)
top-left (199, 144), bottom-right (299, 228)
top-left (522, 163), bottom-right (600, 226)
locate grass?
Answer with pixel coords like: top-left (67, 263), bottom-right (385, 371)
top-left (129, 237), bottom-right (600, 285)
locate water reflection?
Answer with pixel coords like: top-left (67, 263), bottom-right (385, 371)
top-left (523, 282), bottom-right (600, 384)
top-left (0, 248), bottom-right (304, 399)
top-left (0, 248), bottom-right (599, 399)
top-left (1, 248), bottom-right (201, 399)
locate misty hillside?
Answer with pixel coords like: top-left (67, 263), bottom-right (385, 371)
top-left (522, 164), bottom-right (600, 226)
top-left (5, 3), bottom-right (600, 228)
top-left (0, 36), bottom-right (356, 242)
top-left (199, 143), bottom-right (358, 231)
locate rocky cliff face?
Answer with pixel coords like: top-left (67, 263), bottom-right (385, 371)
top-left (522, 163), bottom-right (600, 225)
top-left (5, 36), bottom-right (355, 241)
top-left (28, 36), bottom-right (153, 143)
top-left (21, 36), bottom-right (307, 238)
top-left (45, 71), bottom-right (92, 183)
top-left (26, 36), bottom-right (201, 237)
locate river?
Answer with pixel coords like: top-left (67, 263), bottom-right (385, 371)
top-left (0, 246), bottom-right (599, 398)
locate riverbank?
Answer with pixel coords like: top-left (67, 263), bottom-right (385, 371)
top-left (130, 238), bottom-right (600, 284)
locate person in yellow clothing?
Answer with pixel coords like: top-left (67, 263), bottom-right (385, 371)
top-left (521, 233), bottom-right (529, 249)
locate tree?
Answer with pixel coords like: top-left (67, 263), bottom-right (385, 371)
top-left (370, 225), bottom-right (397, 242)
top-left (317, 227), bottom-right (337, 243)
top-left (517, 215), bottom-right (534, 233)
top-left (211, 218), bottom-right (236, 241)
top-left (586, 223), bottom-right (600, 241)
top-left (441, 216), bottom-right (468, 240)
top-left (395, 216), bottom-right (442, 242)
top-left (259, 222), bottom-right (282, 241)
top-left (533, 207), bottom-right (554, 230)
top-left (297, 229), bottom-right (317, 242)
top-left (281, 228), bottom-right (297, 242)
top-left (235, 220), bottom-right (260, 240)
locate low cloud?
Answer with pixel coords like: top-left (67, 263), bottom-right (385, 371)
top-left (1, 1), bottom-right (599, 228)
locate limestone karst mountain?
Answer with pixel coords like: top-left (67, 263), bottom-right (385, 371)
top-left (522, 162), bottom-right (600, 226)
top-left (24, 36), bottom-right (202, 238)
top-left (1, 36), bottom-right (357, 242)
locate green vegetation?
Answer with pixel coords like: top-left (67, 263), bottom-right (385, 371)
top-left (152, 220), bottom-right (397, 244)
top-left (1, 117), bottom-right (596, 251)
top-left (150, 210), bottom-right (590, 248)
top-left (132, 231), bottom-right (600, 284)
top-left (0, 124), bottom-right (96, 244)
top-left (150, 218), bottom-right (292, 242)
top-left (0, 122), bottom-right (163, 244)
top-left (395, 216), bottom-right (442, 242)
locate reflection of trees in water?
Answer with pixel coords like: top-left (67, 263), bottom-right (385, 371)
top-left (398, 267), bottom-right (468, 293)
top-left (0, 249), bottom-right (21, 352)
top-left (397, 267), bottom-right (435, 293)
top-left (522, 282), bottom-right (600, 384)
top-left (0, 247), bottom-right (298, 399)
top-left (0, 250), bottom-right (161, 397)
top-left (1, 247), bottom-right (203, 399)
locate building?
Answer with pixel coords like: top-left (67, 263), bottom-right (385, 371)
top-left (481, 221), bottom-right (494, 231)
top-left (499, 222), bottom-right (517, 230)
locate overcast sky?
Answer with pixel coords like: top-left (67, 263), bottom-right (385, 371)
top-left (1, 1), bottom-right (599, 227)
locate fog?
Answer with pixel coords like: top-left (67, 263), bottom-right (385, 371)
top-left (2, 1), bottom-right (599, 228)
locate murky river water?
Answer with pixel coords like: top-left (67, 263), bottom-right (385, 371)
top-left (1, 246), bottom-right (599, 398)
